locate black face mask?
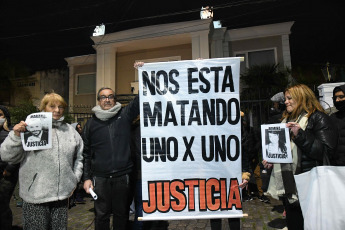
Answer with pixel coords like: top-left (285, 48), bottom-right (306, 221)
top-left (334, 100), bottom-right (345, 111)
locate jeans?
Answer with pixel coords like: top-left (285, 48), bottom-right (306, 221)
top-left (94, 174), bottom-right (132, 230)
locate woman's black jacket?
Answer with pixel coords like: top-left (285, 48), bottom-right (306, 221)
top-left (293, 111), bottom-right (338, 173)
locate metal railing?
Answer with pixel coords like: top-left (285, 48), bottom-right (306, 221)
top-left (68, 94), bottom-right (137, 124)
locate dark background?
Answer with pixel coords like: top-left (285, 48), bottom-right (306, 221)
top-left (0, 0), bottom-right (344, 71)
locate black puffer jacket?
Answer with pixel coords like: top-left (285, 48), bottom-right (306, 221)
top-left (293, 111), bottom-right (338, 173)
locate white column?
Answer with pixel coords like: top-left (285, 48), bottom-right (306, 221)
top-left (68, 65), bottom-right (75, 112)
top-left (96, 45), bottom-right (117, 98)
top-left (191, 31), bottom-right (210, 59)
top-left (210, 28), bottom-right (227, 58)
top-left (282, 34), bottom-right (292, 68)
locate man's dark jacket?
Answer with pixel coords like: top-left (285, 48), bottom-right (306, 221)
top-left (82, 96), bottom-right (139, 180)
top-left (330, 84), bottom-right (345, 166)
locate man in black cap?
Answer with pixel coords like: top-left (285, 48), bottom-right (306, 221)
top-left (0, 105), bottom-right (20, 230)
top-left (330, 85), bottom-right (345, 166)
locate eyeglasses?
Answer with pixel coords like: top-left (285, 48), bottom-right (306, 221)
top-left (332, 95), bottom-right (345, 100)
top-left (99, 95), bottom-right (115, 101)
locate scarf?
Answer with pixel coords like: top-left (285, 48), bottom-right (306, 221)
top-left (92, 102), bottom-right (122, 121)
top-left (334, 100), bottom-right (345, 111)
top-left (52, 116), bottom-right (65, 128)
top-left (267, 112), bottom-right (308, 204)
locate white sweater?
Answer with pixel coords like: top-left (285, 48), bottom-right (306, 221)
top-left (0, 120), bottom-right (83, 204)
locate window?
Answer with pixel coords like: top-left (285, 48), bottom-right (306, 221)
top-left (236, 48), bottom-right (276, 74)
top-left (77, 73), bottom-right (96, 94)
top-left (248, 50), bottom-right (276, 66)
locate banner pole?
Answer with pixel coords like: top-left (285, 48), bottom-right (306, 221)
top-left (138, 213), bottom-right (248, 221)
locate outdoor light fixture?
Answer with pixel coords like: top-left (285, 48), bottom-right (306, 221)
top-left (213, 20), bottom-right (222, 28)
top-left (321, 62), bottom-right (335, 82)
top-left (93, 23), bottom-right (105, 36)
top-left (200, 6), bottom-right (213, 19)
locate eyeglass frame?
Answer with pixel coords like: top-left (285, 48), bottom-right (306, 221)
top-left (99, 94), bottom-right (116, 101)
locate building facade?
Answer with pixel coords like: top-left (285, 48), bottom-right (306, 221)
top-left (65, 19), bottom-right (294, 109)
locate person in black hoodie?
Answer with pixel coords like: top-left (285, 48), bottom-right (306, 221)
top-left (0, 105), bottom-right (19, 230)
top-left (330, 84), bottom-right (345, 166)
top-left (82, 87), bottom-right (139, 230)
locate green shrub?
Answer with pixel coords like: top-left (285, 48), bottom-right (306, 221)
top-left (9, 100), bottom-right (39, 125)
top-left (63, 113), bottom-right (74, 124)
top-left (9, 102), bottom-right (75, 125)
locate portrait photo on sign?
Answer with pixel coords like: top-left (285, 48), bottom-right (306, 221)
top-left (261, 123), bottom-right (292, 163)
top-left (21, 112), bottom-right (52, 151)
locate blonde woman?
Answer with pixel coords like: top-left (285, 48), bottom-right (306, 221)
top-left (263, 84), bottom-right (337, 230)
top-left (0, 93), bottom-right (83, 230)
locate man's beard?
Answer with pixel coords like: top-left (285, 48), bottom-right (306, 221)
top-left (32, 131), bottom-right (41, 136)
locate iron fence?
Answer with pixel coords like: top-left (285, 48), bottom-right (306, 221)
top-left (240, 99), bottom-right (271, 133)
top-left (67, 94), bottom-right (137, 125)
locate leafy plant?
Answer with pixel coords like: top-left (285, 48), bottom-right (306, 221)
top-left (63, 113), bottom-right (74, 124)
top-left (8, 100), bottom-right (75, 125)
top-left (9, 100), bottom-right (39, 125)
top-left (241, 64), bottom-right (290, 90)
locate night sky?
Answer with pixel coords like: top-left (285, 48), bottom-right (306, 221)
top-left (0, 0), bottom-right (344, 71)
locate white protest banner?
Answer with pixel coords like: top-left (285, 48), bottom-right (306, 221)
top-left (139, 57), bottom-right (242, 220)
top-left (294, 166), bottom-right (345, 230)
top-left (261, 123), bottom-right (292, 163)
top-left (21, 112), bottom-right (52, 151)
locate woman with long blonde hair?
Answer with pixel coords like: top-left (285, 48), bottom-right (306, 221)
top-left (263, 84), bottom-right (337, 229)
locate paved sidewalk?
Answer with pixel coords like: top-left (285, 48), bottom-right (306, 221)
top-left (10, 194), bottom-right (287, 230)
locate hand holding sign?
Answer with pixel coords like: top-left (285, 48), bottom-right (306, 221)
top-left (13, 121), bottom-right (27, 137)
top-left (286, 122), bottom-right (301, 137)
top-left (262, 160), bottom-right (273, 169)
